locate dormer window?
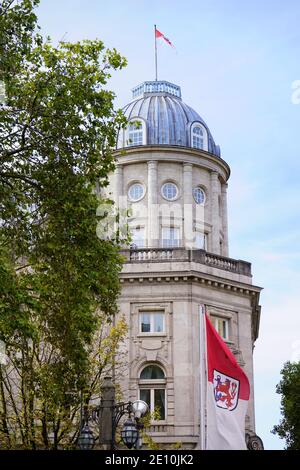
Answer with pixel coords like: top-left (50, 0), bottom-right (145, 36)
top-left (191, 122), bottom-right (208, 151)
top-left (127, 119), bottom-right (146, 147)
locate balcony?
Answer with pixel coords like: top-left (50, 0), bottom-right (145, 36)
top-left (120, 248), bottom-right (252, 276)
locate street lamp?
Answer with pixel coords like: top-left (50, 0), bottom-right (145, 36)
top-left (77, 378), bottom-right (149, 450)
top-left (120, 418), bottom-right (139, 449)
top-left (131, 400), bottom-right (148, 419)
top-left (77, 423), bottom-right (95, 450)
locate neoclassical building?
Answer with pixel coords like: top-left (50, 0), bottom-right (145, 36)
top-left (106, 80), bottom-right (262, 448)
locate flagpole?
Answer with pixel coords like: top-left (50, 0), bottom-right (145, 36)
top-left (199, 304), bottom-right (207, 450)
top-left (154, 24), bottom-right (158, 81)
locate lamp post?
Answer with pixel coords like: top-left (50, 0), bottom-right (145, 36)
top-left (77, 377), bottom-right (149, 450)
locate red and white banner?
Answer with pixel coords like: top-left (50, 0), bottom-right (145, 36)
top-left (205, 314), bottom-right (250, 450)
top-left (155, 28), bottom-right (175, 48)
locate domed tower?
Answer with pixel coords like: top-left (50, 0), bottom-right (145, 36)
top-left (107, 80), bottom-right (262, 449)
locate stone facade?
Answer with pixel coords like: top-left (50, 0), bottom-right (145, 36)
top-left (104, 81), bottom-right (262, 448)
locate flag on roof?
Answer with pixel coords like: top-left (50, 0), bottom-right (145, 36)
top-left (155, 28), bottom-right (175, 48)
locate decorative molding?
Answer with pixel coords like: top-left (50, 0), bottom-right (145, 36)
top-left (113, 145), bottom-right (230, 183)
top-left (120, 272), bottom-right (261, 297)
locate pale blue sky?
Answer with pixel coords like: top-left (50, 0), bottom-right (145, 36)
top-left (37, 0), bottom-right (300, 449)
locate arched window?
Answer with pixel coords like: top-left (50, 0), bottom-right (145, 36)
top-left (139, 365), bottom-right (166, 420)
top-left (126, 119), bottom-right (146, 147)
top-left (191, 122), bottom-right (207, 150)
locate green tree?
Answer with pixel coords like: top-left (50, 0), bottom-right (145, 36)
top-left (272, 361), bottom-right (300, 450)
top-left (0, 0), bottom-right (128, 448)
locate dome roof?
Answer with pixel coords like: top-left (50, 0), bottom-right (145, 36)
top-left (117, 80), bottom-right (220, 157)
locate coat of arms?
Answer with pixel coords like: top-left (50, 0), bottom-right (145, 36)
top-left (213, 370), bottom-right (240, 411)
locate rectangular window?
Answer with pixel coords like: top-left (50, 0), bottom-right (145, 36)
top-left (140, 389), bottom-right (166, 420)
top-left (195, 232), bottom-right (207, 250)
top-left (193, 135), bottom-right (203, 149)
top-left (131, 226), bottom-right (145, 248)
top-left (162, 227), bottom-right (180, 248)
top-left (211, 316), bottom-right (229, 340)
top-left (139, 311), bottom-right (165, 334)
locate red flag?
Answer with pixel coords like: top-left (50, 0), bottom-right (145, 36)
top-left (205, 314), bottom-right (250, 449)
top-left (155, 28), bottom-right (174, 48)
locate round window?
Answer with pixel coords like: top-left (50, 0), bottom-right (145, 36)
top-left (193, 187), bottom-right (206, 204)
top-left (161, 182), bottom-right (178, 201)
top-left (128, 183), bottom-right (144, 201)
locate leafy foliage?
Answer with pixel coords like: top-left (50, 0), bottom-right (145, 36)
top-left (0, 0), bottom-right (128, 448)
top-left (272, 361), bottom-right (300, 450)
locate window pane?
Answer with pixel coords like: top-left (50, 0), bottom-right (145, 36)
top-left (222, 320), bottom-right (227, 339)
top-left (128, 121), bottom-right (143, 146)
top-left (193, 187), bottom-right (205, 204)
top-left (154, 313), bottom-right (164, 333)
top-left (141, 313), bottom-right (151, 332)
top-left (140, 365), bottom-right (165, 380)
top-left (132, 227), bottom-right (145, 248)
top-left (128, 183), bottom-right (144, 201)
top-left (154, 389), bottom-right (165, 420)
top-left (193, 136), bottom-right (204, 149)
top-left (140, 389), bottom-right (150, 408)
top-left (193, 126), bottom-right (203, 136)
top-left (162, 228), bottom-right (180, 248)
top-left (195, 232), bottom-right (206, 249)
top-left (162, 182), bottom-right (178, 200)
top-left (212, 317), bottom-right (228, 340)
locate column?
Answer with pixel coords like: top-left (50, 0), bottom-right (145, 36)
top-left (210, 171), bottom-right (220, 254)
top-left (147, 160), bottom-right (159, 247)
top-left (114, 164), bottom-right (123, 209)
top-left (183, 163), bottom-right (193, 249)
top-left (221, 183), bottom-right (229, 256)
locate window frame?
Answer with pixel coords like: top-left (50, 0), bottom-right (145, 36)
top-left (161, 182), bottom-right (179, 201)
top-left (130, 226), bottom-right (145, 249)
top-left (128, 182), bottom-right (145, 202)
top-left (194, 231), bottom-right (207, 250)
top-left (193, 186), bottom-right (206, 205)
top-left (139, 388), bottom-right (166, 421)
top-left (139, 364), bottom-right (167, 422)
top-left (211, 315), bottom-right (229, 341)
top-left (161, 226), bottom-right (180, 248)
top-left (126, 118), bottom-right (146, 147)
top-left (191, 122), bottom-right (208, 151)
top-left (139, 311), bottom-right (165, 335)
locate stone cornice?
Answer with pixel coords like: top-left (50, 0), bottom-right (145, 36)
top-left (119, 270), bottom-right (262, 342)
top-left (113, 145), bottom-right (231, 183)
top-left (119, 270), bottom-right (262, 295)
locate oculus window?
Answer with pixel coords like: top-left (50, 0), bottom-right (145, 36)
top-left (161, 182), bottom-right (178, 201)
top-left (193, 187), bottom-right (206, 205)
top-left (128, 183), bottom-right (145, 202)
